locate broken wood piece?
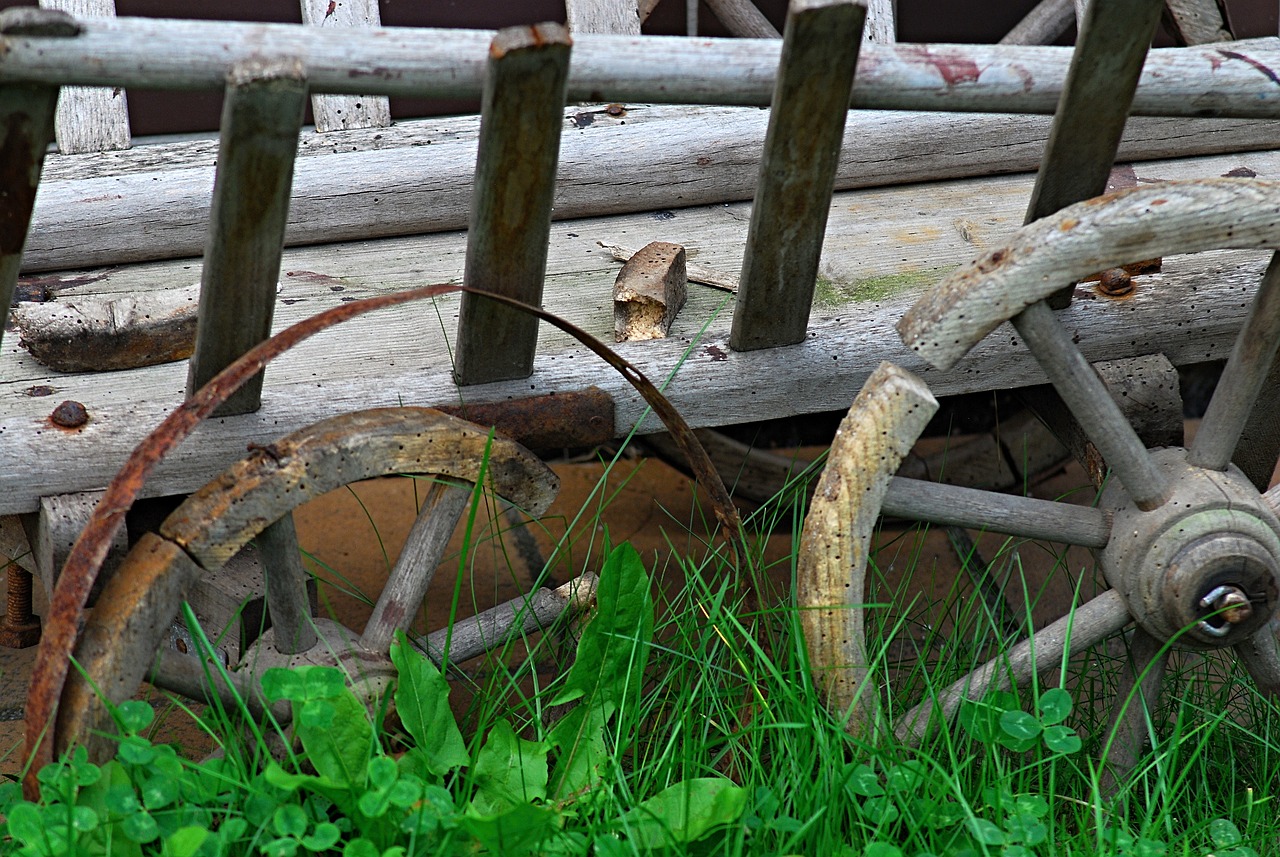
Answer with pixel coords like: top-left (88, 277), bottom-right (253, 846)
top-left (12, 284), bottom-right (200, 372)
top-left (598, 241), bottom-right (738, 292)
top-left (613, 241), bottom-right (688, 342)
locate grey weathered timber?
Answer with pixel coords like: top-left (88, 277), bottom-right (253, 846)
top-left (0, 81), bottom-right (57, 340)
top-left (148, 648), bottom-right (290, 723)
top-left (899, 180), bottom-right (1280, 371)
top-left (1011, 301), bottom-right (1171, 510)
top-left (1188, 252), bottom-right (1280, 474)
top-left (299, 0), bottom-right (390, 132)
top-left (359, 481), bottom-right (471, 653)
top-left (704, 0), bottom-right (781, 37)
top-left (416, 573), bottom-right (598, 665)
top-left (20, 107), bottom-right (1278, 275)
top-left (800, 362), bottom-right (939, 736)
top-left (565, 0), bottom-right (642, 34)
top-left (730, 0), bottom-right (865, 352)
top-left (1233, 364), bottom-right (1280, 492)
top-left (5, 15), bottom-right (1280, 116)
top-left (1164, 0), bottom-right (1232, 44)
top-left (1, 147), bottom-right (1275, 516)
top-left (23, 491), bottom-right (127, 599)
top-left (38, 0), bottom-right (129, 154)
top-left (881, 476), bottom-right (1111, 548)
top-left (1024, 0), bottom-right (1163, 306)
top-left (1000, 0), bottom-right (1074, 44)
top-left (254, 511), bottom-right (317, 655)
top-left (453, 25), bottom-right (572, 385)
top-left (863, 0), bottom-right (894, 42)
top-left (896, 590), bottom-right (1131, 743)
top-left (185, 58), bottom-right (307, 415)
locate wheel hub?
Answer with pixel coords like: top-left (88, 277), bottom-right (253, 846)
top-left (1101, 448), bottom-right (1280, 648)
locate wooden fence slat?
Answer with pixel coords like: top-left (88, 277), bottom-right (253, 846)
top-left (298, 0), bottom-right (390, 132)
top-left (704, 0), bottom-right (781, 37)
top-left (37, 0), bottom-right (129, 153)
top-left (729, 0), bottom-right (865, 352)
top-left (0, 83), bottom-right (57, 345)
top-left (1165, 0), bottom-right (1233, 44)
top-left (186, 57), bottom-right (307, 416)
top-left (566, 0), bottom-right (642, 34)
top-left (453, 24), bottom-right (572, 385)
top-left (1000, 0), bottom-right (1074, 44)
top-left (863, 0), bottom-right (895, 43)
top-left (4, 16), bottom-right (1280, 117)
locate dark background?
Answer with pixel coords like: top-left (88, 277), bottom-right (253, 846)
top-left (0, 0), bottom-right (1275, 136)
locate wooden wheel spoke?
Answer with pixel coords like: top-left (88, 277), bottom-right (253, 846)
top-left (1235, 619), bottom-right (1280, 698)
top-left (1012, 301), bottom-right (1169, 510)
top-left (1099, 628), bottom-right (1169, 794)
top-left (895, 589), bottom-right (1131, 744)
top-left (1188, 252), bottom-right (1280, 478)
top-left (883, 476), bottom-right (1111, 548)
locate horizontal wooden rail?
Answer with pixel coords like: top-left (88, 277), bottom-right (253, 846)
top-left (1, 13), bottom-right (1279, 117)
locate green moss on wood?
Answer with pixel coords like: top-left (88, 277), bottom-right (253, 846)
top-left (813, 266), bottom-right (958, 308)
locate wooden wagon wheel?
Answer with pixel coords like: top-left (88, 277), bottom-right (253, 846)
top-left (53, 406), bottom-right (583, 762)
top-left (801, 179), bottom-right (1280, 783)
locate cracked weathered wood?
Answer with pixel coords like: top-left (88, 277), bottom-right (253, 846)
top-left (4, 15), bottom-right (1280, 116)
top-left (20, 107), bottom-right (1276, 275)
top-left (1165, 0), bottom-right (1232, 44)
top-left (186, 58), bottom-right (307, 416)
top-left (453, 24), bottom-right (571, 385)
top-left (599, 241), bottom-right (739, 292)
top-left (299, 0), bottom-right (391, 131)
top-left (799, 362), bottom-right (938, 736)
top-left (613, 241), bottom-right (688, 341)
top-left (730, 0), bottom-right (865, 352)
top-left (565, 0), bottom-right (642, 34)
top-left (37, 0), bottom-right (129, 154)
top-left (863, 0), bottom-right (894, 43)
top-left (898, 179), bottom-right (1280, 371)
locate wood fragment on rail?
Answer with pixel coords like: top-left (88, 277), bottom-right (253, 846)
top-left (599, 241), bottom-right (740, 292)
top-left (613, 241), bottom-right (688, 342)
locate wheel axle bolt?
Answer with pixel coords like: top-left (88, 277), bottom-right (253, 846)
top-left (1197, 585), bottom-right (1253, 637)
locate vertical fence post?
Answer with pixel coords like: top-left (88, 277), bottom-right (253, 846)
top-left (38, 0), bottom-right (130, 153)
top-left (298, 0), bottom-right (391, 132)
top-left (186, 57), bottom-right (306, 415)
top-left (729, 0), bottom-right (865, 353)
top-left (453, 24), bottom-right (572, 386)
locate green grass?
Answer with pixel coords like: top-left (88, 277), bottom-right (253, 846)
top-left (3, 446), bottom-right (1279, 856)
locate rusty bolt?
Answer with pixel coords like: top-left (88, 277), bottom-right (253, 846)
top-left (1197, 585), bottom-right (1253, 637)
top-left (606, 103), bottom-right (627, 117)
top-left (50, 400), bottom-right (89, 428)
top-left (1096, 268), bottom-right (1134, 298)
top-left (25, 385), bottom-right (54, 397)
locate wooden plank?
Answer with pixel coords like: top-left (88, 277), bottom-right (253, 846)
top-left (17, 108), bottom-right (1279, 275)
top-left (731, 0), bottom-right (864, 351)
top-left (863, 0), bottom-right (895, 43)
top-left (566, 0), bottom-right (643, 34)
top-left (186, 58), bottom-right (307, 415)
top-left (1165, 0), bottom-right (1233, 44)
top-left (454, 25), bottom-right (572, 385)
top-left (1000, 0), bottom-right (1074, 44)
top-left (37, 0), bottom-right (129, 154)
top-left (703, 0), bottom-right (780, 37)
top-left (3, 15), bottom-right (1280, 116)
top-left (298, 0), bottom-right (391, 132)
top-left (0, 148), bottom-right (1277, 515)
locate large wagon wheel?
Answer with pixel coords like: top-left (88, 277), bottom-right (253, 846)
top-left (801, 179), bottom-right (1280, 782)
top-left (53, 407), bottom-right (584, 761)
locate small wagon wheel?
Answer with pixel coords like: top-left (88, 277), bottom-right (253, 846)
top-left (802, 179), bottom-right (1280, 782)
top-left (54, 407), bottom-right (581, 761)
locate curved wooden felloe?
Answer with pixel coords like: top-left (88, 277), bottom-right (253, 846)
top-left (898, 178), bottom-right (1280, 370)
top-left (56, 407), bottom-right (560, 758)
top-left (798, 362), bottom-right (938, 735)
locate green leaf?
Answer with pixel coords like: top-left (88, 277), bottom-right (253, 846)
top-left (1004, 812), bottom-right (1047, 846)
top-left (367, 756), bottom-right (398, 791)
top-left (6, 802), bottom-right (44, 844)
top-left (548, 543), bottom-right (653, 799)
top-left (1042, 725), bottom-right (1082, 755)
top-left (343, 838), bottom-right (379, 857)
top-left (295, 686), bottom-right (375, 789)
top-left (844, 763), bottom-right (884, 798)
top-left (1134, 838), bottom-right (1169, 857)
top-left (115, 700), bottom-right (155, 735)
top-left (122, 810), bottom-right (160, 844)
top-left (164, 826), bottom-right (209, 857)
top-left (389, 634), bottom-right (469, 776)
top-left (1210, 818), bottom-right (1244, 848)
top-left (262, 668), bottom-right (307, 703)
top-left (860, 796), bottom-right (900, 825)
top-left (968, 818), bottom-right (1005, 846)
top-left (274, 804), bottom-right (309, 838)
top-left (999, 710), bottom-right (1042, 743)
top-left (864, 844), bottom-right (904, 857)
top-left (1036, 688), bottom-right (1073, 725)
top-left (462, 802), bottom-right (558, 856)
top-left (621, 778), bottom-right (748, 849)
top-left (470, 719), bottom-right (549, 817)
top-left (117, 736), bottom-right (157, 766)
top-left (300, 822), bottom-right (342, 852)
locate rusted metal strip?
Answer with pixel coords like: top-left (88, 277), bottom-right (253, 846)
top-left (453, 24), bottom-right (572, 385)
top-left (186, 57), bottom-right (307, 416)
top-left (436, 387), bottom-right (615, 451)
top-left (1023, 0), bottom-right (1164, 308)
top-left (24, 282), bottom-right (741, 798)
top-left (729, 0), bottom-right (865, 352)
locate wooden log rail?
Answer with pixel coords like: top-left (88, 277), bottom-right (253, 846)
top-left (1, 13), bottom-right (1280, 117)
